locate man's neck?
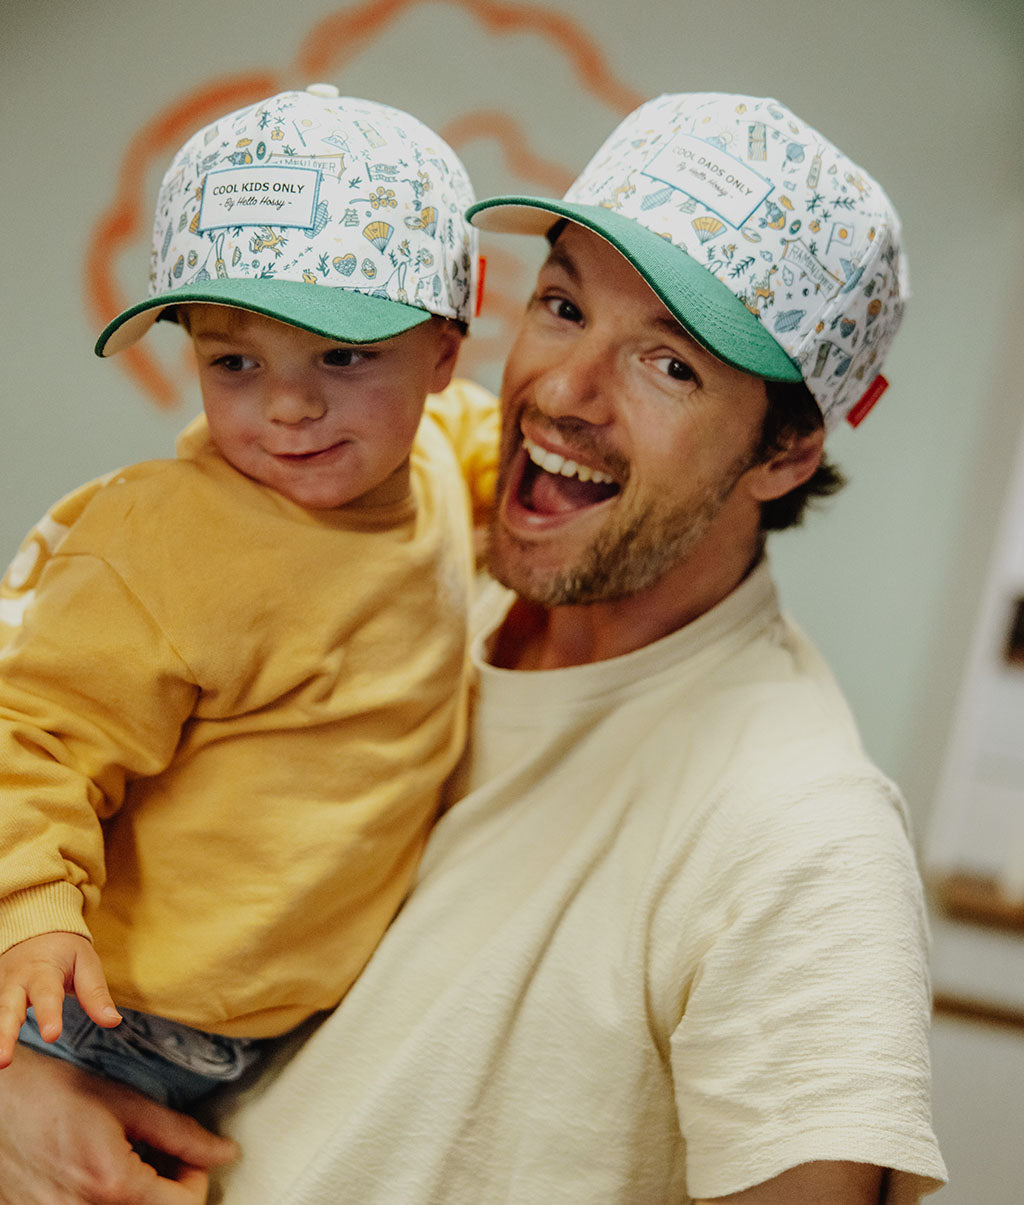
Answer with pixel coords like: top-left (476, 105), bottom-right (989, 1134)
top-left (491, 532), bottom-right (765, 671)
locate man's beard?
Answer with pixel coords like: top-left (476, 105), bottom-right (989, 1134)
top-left (487, 448), bottom-right (756, 608)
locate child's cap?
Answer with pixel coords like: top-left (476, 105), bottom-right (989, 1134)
top-left (468, 92), bottom-right (908, 431)
top-left (97, 84), bottom-right (478, 356)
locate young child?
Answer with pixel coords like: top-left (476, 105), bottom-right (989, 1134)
top-left (0, 84), bottom-right (497, 1107)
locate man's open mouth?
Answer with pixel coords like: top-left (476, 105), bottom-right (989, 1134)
top-left (516, 437), bottom-right (621, 515)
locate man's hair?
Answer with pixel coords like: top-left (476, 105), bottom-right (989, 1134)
top-left (756, 379), bottom-right (845, 531)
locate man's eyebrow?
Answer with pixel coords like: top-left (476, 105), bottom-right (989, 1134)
top-left (652, 312), bottom-right (701, 347)
top-left (541, 240), bottom-right (706, 355)
top-left (541, 242), bottom-right (582, 285)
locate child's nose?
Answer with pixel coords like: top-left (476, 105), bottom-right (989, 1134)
top-left (266, 381), bottom-right (327, 424)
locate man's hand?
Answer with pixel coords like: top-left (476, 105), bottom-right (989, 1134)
top-left (0, 932), bottom-right (121, 1066)
top-left (0, 1045), bottom-right (238, 1202)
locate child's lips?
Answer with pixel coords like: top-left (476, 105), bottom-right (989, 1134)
top-left (271, 440), bottom-right (348, 462)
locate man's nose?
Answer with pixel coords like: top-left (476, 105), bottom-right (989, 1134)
top-left (266, 379), bottom-right (326, 424)
top-left (531, 336), bottom-right (615, 424)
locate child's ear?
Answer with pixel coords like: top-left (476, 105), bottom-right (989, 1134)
top-left (429, 319), bottom-right (465, 393)
top-left (744, 427), bottom-right (826, 502)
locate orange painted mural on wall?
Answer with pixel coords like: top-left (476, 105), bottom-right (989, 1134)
top-left (86, 0), bottom-right (644, 408)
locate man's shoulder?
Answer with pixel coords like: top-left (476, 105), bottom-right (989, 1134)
top-left (644, 656), bottom-right (916, 956)
top-left (422, 378), bottom-right (499, 427)
top-left (638, 607), bottom-right (908, 847)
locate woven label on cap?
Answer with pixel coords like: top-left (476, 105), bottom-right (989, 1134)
top-left (644, 133), bottom-right (772, 228)
top-left (198, 166), bottom-right (321, 232)
top-left (846, 374), bottom-right (889, 427)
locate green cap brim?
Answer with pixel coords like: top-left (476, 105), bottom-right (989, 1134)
top-left (468, 197), bottom-right (803, 384)
top-left (96, 278), bottom-right (432, 357)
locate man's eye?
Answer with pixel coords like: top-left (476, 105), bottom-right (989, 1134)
top-left (543, 296), bottom-right (582, 323)
top-left (656, 356), bottom-right (697, 384)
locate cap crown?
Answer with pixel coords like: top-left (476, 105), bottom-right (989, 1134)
top-left (150, 89), bottom-right (476, 324)
top-left (565, 93), bottom-right (908, 428)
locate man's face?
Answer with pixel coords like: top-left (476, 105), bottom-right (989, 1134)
top-left (488, 224), bottom-right (771, 607)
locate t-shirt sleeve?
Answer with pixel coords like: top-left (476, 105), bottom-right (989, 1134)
top-left (659, 774), bottom-right (947, 1200)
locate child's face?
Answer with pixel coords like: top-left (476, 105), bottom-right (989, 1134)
top-left (186, 306), bottom-right (461, 509)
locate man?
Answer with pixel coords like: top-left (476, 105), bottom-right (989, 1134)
top-left (0, 93), bottom-right (946, 1203)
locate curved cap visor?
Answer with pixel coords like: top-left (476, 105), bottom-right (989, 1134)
top-left (96, 277), bottom-right (433, 357)
top-left (468, 197), bottom-right (802, 384)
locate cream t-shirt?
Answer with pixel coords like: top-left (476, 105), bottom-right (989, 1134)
top-left (215, 562), bottom-right (946, 1201)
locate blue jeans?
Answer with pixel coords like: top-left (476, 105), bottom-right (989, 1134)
top-left (19, 996), bottom-right (268, 1108)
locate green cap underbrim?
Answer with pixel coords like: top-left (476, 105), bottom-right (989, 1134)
top-left (95, 278), bottom-right (433, 357)
top-left (467, 197), bottom-right (803, 384)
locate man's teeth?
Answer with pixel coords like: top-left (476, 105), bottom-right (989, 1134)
top-left (523, 437), bottom-right (614, 485)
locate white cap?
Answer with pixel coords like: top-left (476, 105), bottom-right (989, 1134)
top-left (97, 86), bottom-right (478, 355)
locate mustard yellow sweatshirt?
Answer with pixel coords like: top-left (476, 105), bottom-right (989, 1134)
top-left (0, 380), bottom-right (497, 1037)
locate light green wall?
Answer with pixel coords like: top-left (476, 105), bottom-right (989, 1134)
top-left (3, 0), bottom-right (1023, 846)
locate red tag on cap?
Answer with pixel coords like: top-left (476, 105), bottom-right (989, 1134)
top-left (474, 255), bottom-right (487, 318)
top-left (846, 374), bottom-right (889, 428)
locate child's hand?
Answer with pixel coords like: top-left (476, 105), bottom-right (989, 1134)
top-left (0, 933), bottom-right (121, 1068)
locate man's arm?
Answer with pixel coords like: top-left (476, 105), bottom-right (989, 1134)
top-left (0, 1045), bottom-right (237, 1203)
top-left (695, 1160), bottom-right (884, 1204)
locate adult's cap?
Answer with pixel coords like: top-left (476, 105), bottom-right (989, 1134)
top-left (469, 92), bottom-right (908, 431)
top-left (97, 84), bottom-right (478, 356)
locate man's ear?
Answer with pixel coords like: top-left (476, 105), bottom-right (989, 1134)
top-left (745, 427), bottom-right (826, 502)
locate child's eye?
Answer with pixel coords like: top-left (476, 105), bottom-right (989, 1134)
top-left (213, 354), bottom-right (257, 372)
top-left (323, 347), bottom-right (368, 368)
